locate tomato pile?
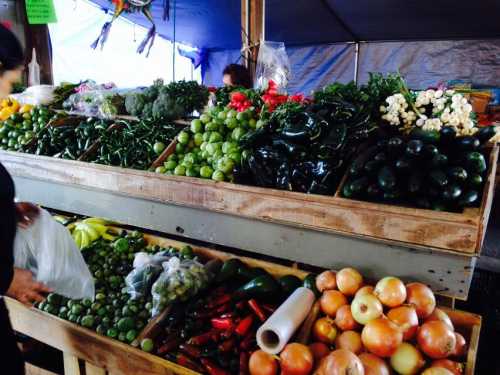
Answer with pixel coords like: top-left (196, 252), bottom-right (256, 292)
top-left (249, 268), bottom-right (467, 375)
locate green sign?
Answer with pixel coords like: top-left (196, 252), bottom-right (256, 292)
top-left (26, 0), bottom-right (57, 25)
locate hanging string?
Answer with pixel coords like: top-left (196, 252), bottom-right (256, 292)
top-left (172, 0), bottom-right (176, 82)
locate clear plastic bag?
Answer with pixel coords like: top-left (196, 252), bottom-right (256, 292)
top-left (151, 256), bottom-right (211, 317)
top-left (255, 41), bottom-right (291, 91)
top-left (124, 251), bottom-right (171, 300)
top-left (13, 209), bottom-right (95, 300)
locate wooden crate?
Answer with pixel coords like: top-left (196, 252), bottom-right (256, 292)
top-left (6, 233), bottom-right (480, 375)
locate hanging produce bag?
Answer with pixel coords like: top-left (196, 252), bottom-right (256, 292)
top-left (13, 209), bottom-right (95, 299)
top-left (255, 41), bottom-right (291, 91)
top-left (124, 251), bottom-right (171, 299)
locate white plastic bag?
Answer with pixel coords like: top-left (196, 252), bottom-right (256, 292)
top-left (255, 41), bottom-right (291, 91)
top-left (13, 209), bottom-right (95, 300)
top-left (124, 251), bottom-right (171, 299)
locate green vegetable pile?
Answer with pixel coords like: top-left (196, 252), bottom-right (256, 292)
top-left (29, 117), bottom-right (111, 160)
top-left (36, 231), bottom-right (200, 346)
top-left (0, 107), bottom-right (56, 152)
top-left (156, 106), bottom-right (258, 181)
top-left (89, 119), bottom-right (179, 169)
top-left (342, 126), bottom-right (494, 212)
top-left (125, 79), bottom-right (209, 121)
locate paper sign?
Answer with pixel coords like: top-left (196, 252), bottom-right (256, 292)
top-left (26, 0), bottom-right (57, 25)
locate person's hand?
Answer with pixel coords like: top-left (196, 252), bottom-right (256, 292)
top-left (16, 202), bottom-right (39, 228)
top-left (6, 268), bottom-right (52, 306)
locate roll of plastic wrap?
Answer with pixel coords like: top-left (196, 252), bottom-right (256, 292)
top-left (256, 287), bottom-right (315, 354)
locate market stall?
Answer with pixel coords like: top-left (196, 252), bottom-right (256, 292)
top-left (1, 1), bottom-right (500, 375)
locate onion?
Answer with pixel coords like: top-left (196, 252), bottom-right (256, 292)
top-left (361, 318), bottom-right (403, 358)
top-left (336, 268), bottom-right (364, 296)
top-left (451, 332), bottom-right (467, 358)
top-left (421, 368), bottom-right (455, 375)
top-left (334, 331), bottom-right (363, 354)
top-left (351, 294), bottom-right (383, 325)
top-left (316, 270), bottom-right (337, 292)
top-left (280, 343), bottom-right (314, 375)
top-left (406, 282), bottom-right (436, 319)
top-left (387, 305), bottom-right (419, 340)
top-left (417, 321), bottom-right (456, 359)
top-left (374, 276), bottom-right (407, 308)
top-left (315, 349), bottom-right (364, 375)
top-left (390, 343), bottom-right (425, 375)
top-left (359, 353), bottom-right (391, 375)
top-left (426, 308), bottom-right (454, 331)
top-left (308, 342), bottom-right (331, 363)
top-left (320, 290), bottom-right (348, 318)
top-left (431, 359), bottom-right (464, 375)
top-left (355, 285), bottom-right (375, 298)
top-left (249, 350), bottom-right (279, 375)
top-left (335, 305), bottom-right (360, 331)
top-left (313, 317), bottom-right (338, 345)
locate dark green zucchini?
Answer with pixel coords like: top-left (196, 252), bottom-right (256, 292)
top-left (378, 166), bottom-right (397, 192)
top-left (342, 182), bottom-right (354, 198)
top-left (349, 145), bottom-right (379, 177)
top-left (465, 152), bottom-right (487, 174)
top-left (458, 190), bottom-right (479, 207)
top-left (387, 137), bottom-right (404, 156)
top-left (431, 154), bottom-right (448, 169)
top-left (423, 144), bottom-right (439, 158)
top-left (476, 126), bottom-right (497, 144)
top-left (440, 126), bottom-right (456, 144)
top-left (468, 174), bottom-right (483, 187)
top-left (383, 190), bottom-right (401, 201)
top-left (456, 136), bottom-right (480, 151)
top-left (395, 157), bottom-right (412, 173)
top-left (447, 167), bottom-right (468, 182)
top-left (374, 152), bottom-right (387, 162)
top-left (416, 197), bottom-right (432, 209)
top-left (366, 183), bottom-right (383, 198)
top-left (410, 128), bottom-right (440, 144)
top-left (405, 140), bottom-right (424, 157)
top-left (279, 275), bottom-right (302, 297)
top-left (408, 172), bottom-right (424, 194)
top-left (364, 160), bottom-right (383, 175)
top-left (349, 176), bottom-right (370, 194)
top-left (303, 274), bottom-right (320, 298)
top-left (442, 184), bottom-right (462, 201)
top-left (429, 170), bottom-right (448, 187)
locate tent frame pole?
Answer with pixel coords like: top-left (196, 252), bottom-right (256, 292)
top-left (354, 41), bottom-right (360, 84)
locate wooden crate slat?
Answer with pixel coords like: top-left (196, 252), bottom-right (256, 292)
top-left (84, 362), bottom-right (106, 375)
top-left (63, 353), bottom-right (81, 375)
top-left (25, 363), bottom-right (60, 375)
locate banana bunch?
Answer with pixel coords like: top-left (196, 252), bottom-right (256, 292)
top-left (68, 217), bottom-right (116, 249)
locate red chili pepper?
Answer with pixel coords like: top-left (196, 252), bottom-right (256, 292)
top-left (239, 352), bottom-right (250, 375)
top-left (261, 304), bottom-right (277, 314)
top-left (213, 302), bottom-right (232, 315)
top-left (157, 337), bottom-right (180, 355)
top-left (220, 326), bottom-right (235, 340)
top-left (188, 331), bottom-right (213, 346)
top-left (206, 294), bottom-right (231, 309)
top-left (239, 331), bottom-right (256, 351)
top-left (211, 317), bottom-right (233, 330)
top-left (179, 343), bottom-right (202, 358)
top-left (177, 353), bottom-right (205, 373)
top-left (248, 299), bottom-right (267, 322)
top-left (218, 337), bottom-right (236, 353)
top-left (201, 358), bottom-right (231, 375)
top-left (235, 315), bottom-right (254, 336)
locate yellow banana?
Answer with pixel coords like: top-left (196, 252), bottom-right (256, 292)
top-left (73, 230), bottom-right (83, 249)
top-left (102, 232), bottom-right (117, 241)
top-left (83, 217), bottom-right (108, 225)
top-left (81, 223), bottom-right (100, 242)
top-left (67, 222), bottom-right (76, 231)
top-left (87, 222), bottom-right (109, 235)
top-left (80, 231), bottom-right (90, 249)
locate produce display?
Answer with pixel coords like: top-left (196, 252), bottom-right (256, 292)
top-left (342, 125), bottom-right (494, 211)
top-left (0, 102), bottom-right (57, 152)
top-left (87, 119), bottom-right (179, 169)
top-left (125, 79), bottom-right (209, 121)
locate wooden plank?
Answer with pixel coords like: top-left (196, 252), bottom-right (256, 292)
top-left (84, 362), bottom-right (106, 375)
top-left (6, 299), bottom-right (193, 375)
top-left (465, 324), bottom-right (480, 375)
top-left (25, 363), bottom-right (59, 375)
top-left (2, 149), bottom-right (494, 254)
top-left (63, 353), bottom-right (81, 375)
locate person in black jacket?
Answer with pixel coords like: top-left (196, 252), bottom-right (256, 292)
top-left (1, 24), bottom-right (51, 375)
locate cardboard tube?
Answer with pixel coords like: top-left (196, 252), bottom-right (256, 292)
top-left (256, 287), bottom-right (315, 354)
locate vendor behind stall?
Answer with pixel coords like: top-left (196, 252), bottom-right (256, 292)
top-left (222, 63), bottom-right (253, 89)
top-left (1, 24), bottom-right (51, 375)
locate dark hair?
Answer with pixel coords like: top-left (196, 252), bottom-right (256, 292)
top-left (223, 64), bottom-right (252, 89)
top-left (0, 25), bottom-right (24, 74)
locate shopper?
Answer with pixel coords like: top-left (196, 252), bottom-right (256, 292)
top-left (1, 24), bottom-right (51, 375)
top-left (222, 63), bottom-right (253, 88)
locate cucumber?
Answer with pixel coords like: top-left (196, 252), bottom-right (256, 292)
top-left (410, 128), bottom-right (440, 143)
top-left (349, 176), bottom-right (370, 194)
top-left (342, 182), bottom-right (354, 198)
top-left (468, 174), bottom-right (483, 187)
top-left (440, 126), bottom-right (456, 144)
top-left (303, 274), bottom-right (320, 298)
top-left (423, 144), bottom-right (439, 158)
top-left (395, 157), bottom-right (412, 173)
top-left (456, 136), bottom-right (480, 151)
top-left (442, 184), bottom-right (462, 201)
top-left (364, 160), bottom-right (382, 175)
top-left (378, 166), bottom-right (397, 192)
top-left (408, 172), bottom-right (424, 194)
top-left (429, 170), bottom-right (448, 187)
top-left (465, 152), bottom-right (487, 174)
top-left (349, 145), bottom-right (379, 177)
top-left (458, 190), bottom-right (479, 207)
top-left (476, 126), bottom-right (497, 144)
top-left (447, 167), bottom-right (468, 182)
top-left (431, 154), bottom-right (448, 169)
top-left (405, 140), bottom-right (424, 157)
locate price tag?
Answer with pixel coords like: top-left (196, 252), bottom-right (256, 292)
top-left (25, 0), bottom-right (57, 25)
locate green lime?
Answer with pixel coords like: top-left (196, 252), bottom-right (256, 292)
top-left (155, 166), bottom-right (166, 174)
top-left (248, 118), bottom-right (257, 129)
top-left (70, 304), bottom-right (83, 315)
top-left (177, 131), bottom-right (190, 145)
top-left (153, 141), bottom-right (166, 155)
top-left (175, 142), bottom-right (185, 154)
top-left (113, 238), bottom-right (129, 253)
top-left (186, 167), bottom-right (198, 177)
top-left (141, 338), bottom-right (154, 352)
top-left (81, 315), bottom-right (95, 328)
top-left (180, 245), bottom-right (194, 259)
top-left (200, 165), bottom-right (214, 179)
top-left (200, 113), bottom-right (211, 124)
top-left (174, 165), bottom-right (186, 176)
top-left (190, 119), bottom-right (204, 133)
top-left (107, 327), bottom-right (118, 338)
top-left (164, 160), bottom-right (177, 171)
top-left (202, 132), bottom-right (211, 142)
top-left (209, 132), bottom-right (223, 143)
top-left (193, 133), bottom-right (204, 146)
top-left (212, 170), bottom-right (225, 182)
top-left (126, 329), bottom-right (137, 343)
top-left (167, 154), bottom-right (177, 162)
top-left (236, 112), bottom-right (247, 122)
